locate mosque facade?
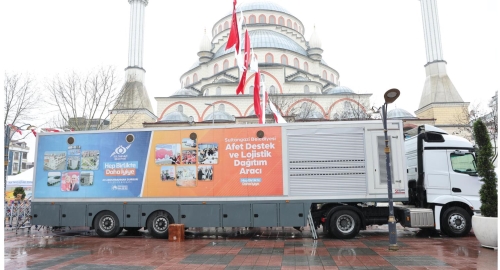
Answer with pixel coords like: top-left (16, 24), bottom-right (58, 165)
top-left (147, 1), bottom-right (371, 127)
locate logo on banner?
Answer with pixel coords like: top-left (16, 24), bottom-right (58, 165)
top-left (111, 144), bottom-right (132, 160)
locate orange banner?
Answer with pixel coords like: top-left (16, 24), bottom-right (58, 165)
top-left (142, 127), bottom-right (283, 197)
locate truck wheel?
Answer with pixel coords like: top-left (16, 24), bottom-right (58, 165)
top-left (94, 211), bottom-right (121, 238)
top-left (147, 211), bottom-right (173, 239)
top-left (329, 210), bottom-right (360, 239)
top-left (441, 207), bottom-right (471, 237)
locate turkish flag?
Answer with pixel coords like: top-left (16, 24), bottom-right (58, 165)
top-left (225, 0), bottom-right (240, 52)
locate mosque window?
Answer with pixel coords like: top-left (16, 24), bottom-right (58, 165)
top-left (304, 62), bottom-right (309, 72)
top-left (218, 104), bottom-right (225, 111)
top-left (224, 21), bottom-right (229, 30)
top-left (216, 87), bottom-right (221, 95)
top-left (249, 15), bottom-right (256, 24)
top-left (304, 85), bottom-right (310, 94)
top-left (294, 58), bottom-right (299, 68)
top-left (269, 15), bottom-right (276, 24)
top-left (281, 55), bottom-right (288, 65)
top-left (269, 85), bottom-right (276, 94)
top-left (205, 89), bottom-right (210, 96)
top-left (287, 19), bottom-right (292, 28)
top-left (214, 64), bottom-right (219, 74)
top-left (261, 74), bottom-right (265, 82)
top-left (322, 70), bottom-right (327, 79)
top-left (177, 105), bottom-right (184, 112)
top-left (278, 17), bottom-right (284, 26)
top-left (294, 22), bottom-right (298, 31)
top-left (218, 25), bottom-right (222, 33)
top-left (186, 77), bottom-right (190, 86)
top-left (259, 14), bottom-right (266, 23)
top-left (223, 60), bottom-right (229, 70)
top-left (193, 73), bottom-right (198, 82)
top-left (265, 53), bottom-right (273, 63)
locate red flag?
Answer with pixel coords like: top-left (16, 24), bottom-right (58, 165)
top-left (254, 72), bottom-right (262, 122)
top-left (8, 124), bottom-right (22, 134)
top-left (235, 30), bottom-right (251, 95)
top-left (225, 0), bottom-right (239, 52)
top-left (31, 129), bottom-right (37, 137)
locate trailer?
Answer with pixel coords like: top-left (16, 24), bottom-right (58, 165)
top-left (31, 121), bottom-right (481, 238)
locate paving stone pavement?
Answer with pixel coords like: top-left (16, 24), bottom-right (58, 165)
top-left (3, 225), bottom-right (497, 269)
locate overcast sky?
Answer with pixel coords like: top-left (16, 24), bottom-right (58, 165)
top-left (3, 0), bottom-right (499, 161)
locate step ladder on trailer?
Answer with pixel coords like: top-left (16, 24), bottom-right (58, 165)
top-left (308, 210), bottom-right (318, 239)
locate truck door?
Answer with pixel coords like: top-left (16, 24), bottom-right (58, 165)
top-left (369, 131), bottom-right (404, 193)
top-left (447, 150), bottom-right (482, 210)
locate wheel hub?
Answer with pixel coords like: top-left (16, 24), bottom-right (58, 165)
top-left (155, 217), bottom-right (168, 232)
top-left (449, 214), bottom-right (465, 231)
top-left (101, 216), bottom-right (114, 232)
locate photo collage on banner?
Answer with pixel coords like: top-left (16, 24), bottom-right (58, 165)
top-left (155, 138), bottom-right (218, 188)
top-left (43, 145), bottom-right (99, 192)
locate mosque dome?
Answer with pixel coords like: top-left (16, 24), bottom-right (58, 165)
top-left (325, 86), bottom-right (355, 95)
top-left (199, 30), bottom-right (212, 52)
top-left (204, 104), bottom-right (236, 122)
top-left (308, 27), bottom-right (322, 48)
top-left (387, 108), bottom-right (417, 119)
top-left (213, 30), bottom-right (307, 59)
top-left (169, 88), bottom-right (200, 97)
top-left (160, 111), bottom-right (190, 122)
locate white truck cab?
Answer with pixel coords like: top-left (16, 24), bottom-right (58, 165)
top-left (405, 125), bottom-right (482, 236)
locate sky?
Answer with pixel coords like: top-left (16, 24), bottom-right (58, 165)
top-left (3, 0), bottom-right (499, 161)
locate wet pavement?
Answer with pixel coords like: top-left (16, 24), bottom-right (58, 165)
top-left (4, 225), bottom-right (498, 270)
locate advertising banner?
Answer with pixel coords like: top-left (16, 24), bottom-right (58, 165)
top-left (33, 126), bottom-right (283, 199)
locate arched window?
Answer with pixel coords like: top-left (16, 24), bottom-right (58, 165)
top-left (265, 53), bottom-right (273, 63)
top-left (269, 85), bottom-right (276, 94)
top-left (259, 14), bottom-right (266, 23)
top-left (304, 62), bottom-right (309, 72)
top-left (281, 54), bottom-right (288, 65)
top-left (278, 17), bottom-right (284, 25)
top-left (216, 87), bottom-right (221, 95)
top-left (322, 70), bottom-right (327, 79)
top-left (218, 104), bottom-right (225, 111)
top-left (269, 15), bottom-right (276, 24)
top-left (330, 74), bottom-right (334, 82)
top-left (294, 58), bottom-right (299, 68)
top-left (304, 85), bottom-right (310, 94)
top-left (193, 73), bottom-right (198, 82)
top-left (293, 22), bottom-right (298, 31)
top-left (223, 60), bottom-right (229, 70)
top-left (249, 15), bottom-right (256, 24)
top-left (205, 89), bottom-right (210, 96)
top-left (261, 74), bottom-right (265, 82)
top-left (186, 77), bottom-right (190, 86)
top-left (214, 64), bottom-right (219, 74)
top-left (287, 19), bottom-right (292, 28)
top-left (218, 25), bottom-right (222, 33)
top-left (224, 21), bottom-right (229, 30)
top-left (177, 105), bottom-right (184, 112)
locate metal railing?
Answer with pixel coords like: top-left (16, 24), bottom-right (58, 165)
top-left (4, 198), bottom-right (32, 232)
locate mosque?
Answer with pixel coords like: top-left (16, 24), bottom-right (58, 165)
top-left (110, 0), bottom-right (469, 136)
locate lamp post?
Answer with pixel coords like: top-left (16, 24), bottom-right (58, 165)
top-left (4, 123), bottom-right (34, 193)
top-left (381, 88), bottom-right (400, 251)
top-left (205, 103), bottom-right (215, 125)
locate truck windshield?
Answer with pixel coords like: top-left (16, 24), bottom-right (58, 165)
top-left (450, 153), bottom-right (477, 175)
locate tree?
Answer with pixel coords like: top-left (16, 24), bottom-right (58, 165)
top-left (4, 72), bottom-right (41, 127)
top-left (267, 93), bottom-right (324, 120)
top-left (13, 187), bottom-right (26, 200)
top-left (473, 119), bottom-right (498, 217)
top-left (330, 95), bottom-right (371, 121)
top-left (45, 66), bottom-right (140, 131)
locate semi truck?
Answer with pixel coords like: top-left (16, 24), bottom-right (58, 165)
top-left (31, 121), bottom-right (481, 239)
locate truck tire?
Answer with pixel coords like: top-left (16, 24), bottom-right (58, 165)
top-left (329, 209), bottom-right (360, 239)
top-left (147, 211), bottom-right (173, 239)
top-left (94, 211), bottom-right (122, 238)
top-left (441, 207), bottom-right (471, 237)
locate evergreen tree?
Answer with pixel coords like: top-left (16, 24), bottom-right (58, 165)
top-left (13, 187), bottom-right (26, 200)
top-left (473, 119), bottom-right (498, 217)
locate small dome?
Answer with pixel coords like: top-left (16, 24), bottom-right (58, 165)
top-left (199, 29), bottom-right (212, 52)
top-left (169, 88), bottom-right (199, 97)
top-left (297, 110), bottom-right (325, 120)
top-left (309, 26), bottom-right (322, 48)
top-left (387, 108), bottom-right (417, 119)
top-left (160, 111), bottom-right (190, 122)
top-left (291, 76), bottom-right (309, 82)
top-left (204, 104), bottom-right (235, 122)
top-left (325, 86), bottom-right (355, 95)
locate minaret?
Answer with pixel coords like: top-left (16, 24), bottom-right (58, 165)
top-left (110, 0), bottom-right (156, 129)
top-left (415, 0), bottom-right (468, 133)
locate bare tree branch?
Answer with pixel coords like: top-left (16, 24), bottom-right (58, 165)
top-left (4, 72), bottom-right (41, 127)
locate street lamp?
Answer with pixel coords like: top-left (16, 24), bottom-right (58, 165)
top-left (4, 123), bottom-right (35, 193)
top-left (382, 88), bottom-right (400, 251)
top-left (205, 103), bottom-right (215, 125)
